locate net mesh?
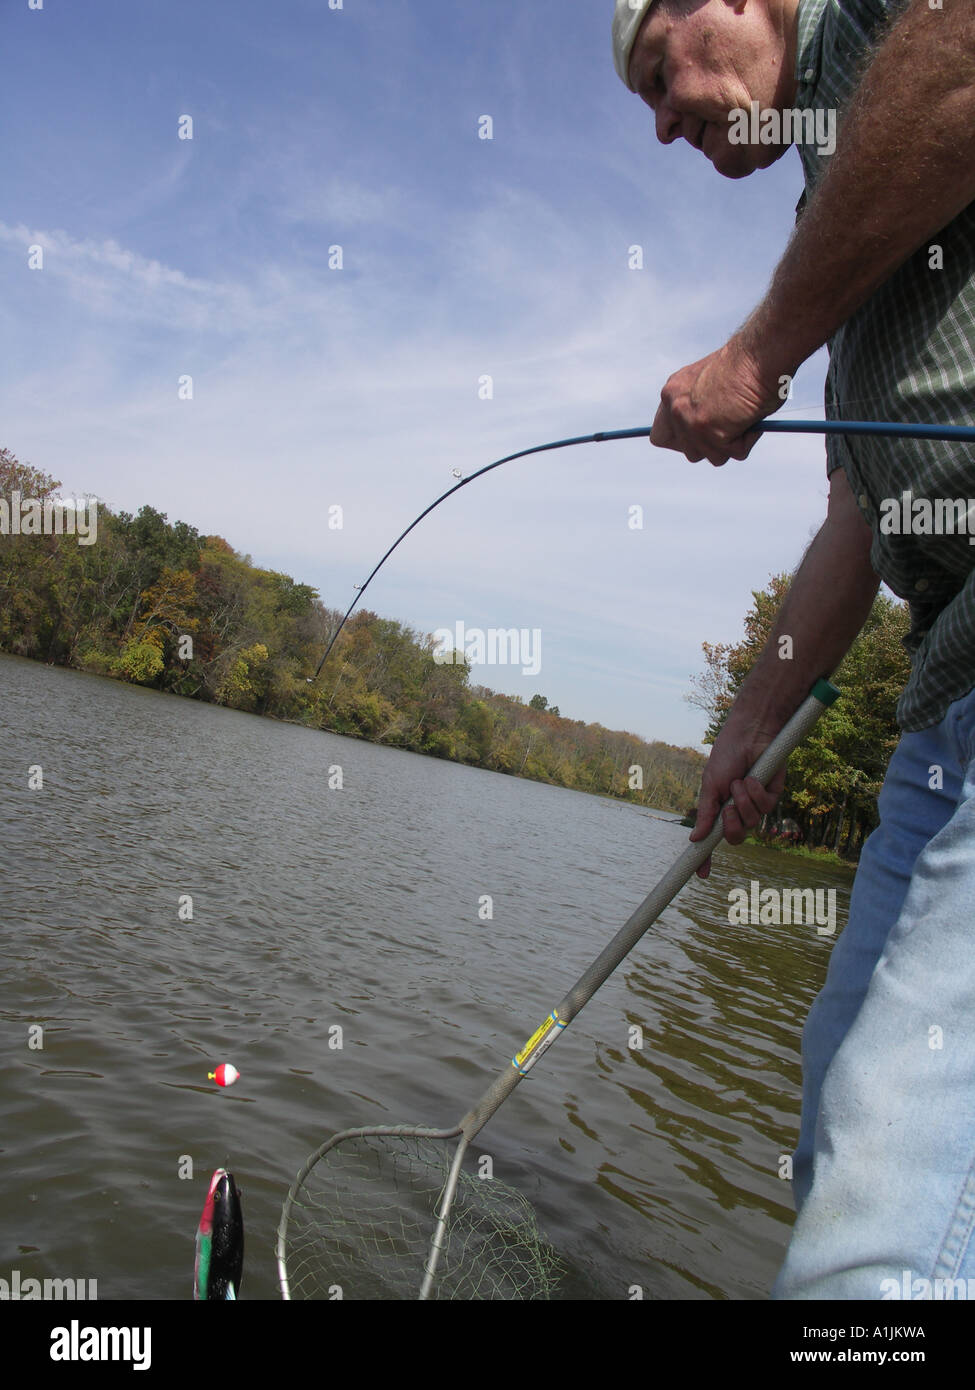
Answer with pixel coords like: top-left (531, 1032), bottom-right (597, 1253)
top-left (282, 1132), bottom-right (562, 1300)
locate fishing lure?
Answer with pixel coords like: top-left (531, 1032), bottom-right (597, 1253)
top-left (194, 1168), bottom-right (244, 1300)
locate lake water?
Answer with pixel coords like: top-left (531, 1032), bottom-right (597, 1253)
top-left (0, 653), bottom-right (853, 1300)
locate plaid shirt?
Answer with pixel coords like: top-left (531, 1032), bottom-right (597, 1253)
top-left (794, 0), bottom-right (975, 731)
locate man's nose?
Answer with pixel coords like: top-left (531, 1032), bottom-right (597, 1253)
top-left (655, 100), bottom-right (682, 145)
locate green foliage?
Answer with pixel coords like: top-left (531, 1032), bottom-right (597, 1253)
top-left (215, 642), bottom-right (270, 709)
top-left (115, 633), bottom-right (165, 684)
top-left (0, 443), bottom-right (707, 814)
top-left (0, 446), bottom-right (61, 499)
top-left (690, 574), bottom-right (911, 857)
top-left (460, 700), bottom-right (494, 763)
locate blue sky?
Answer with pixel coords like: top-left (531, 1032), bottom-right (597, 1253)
top-left (2, 0), bottom-right (837, 748)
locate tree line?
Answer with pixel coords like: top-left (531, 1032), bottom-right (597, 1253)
top-left (0, 447), bottom-right (705, 814)
top-left (687, 573), bottom-right (912, 859)
top-left (2, 446), bottom-right (912, 848)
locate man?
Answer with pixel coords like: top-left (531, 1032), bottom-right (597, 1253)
top-left (612, 0), bottom-right (975, 1298)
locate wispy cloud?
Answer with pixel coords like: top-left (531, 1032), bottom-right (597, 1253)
top-left (0, 0), bottom-right (837, 746)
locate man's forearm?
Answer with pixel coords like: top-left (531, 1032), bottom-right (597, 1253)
top-left (728, 484), bottom-right (880, 733)
top-left (742, 0), bottom-right (975, 379)
top-left (689, 475), bottom-right (880, 859)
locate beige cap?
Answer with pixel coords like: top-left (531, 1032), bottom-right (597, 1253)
top-left (612, 0), bottom-right (656, 92)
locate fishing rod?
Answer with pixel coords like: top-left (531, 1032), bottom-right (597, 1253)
top-left (310, 416), bottom-right (975, 680)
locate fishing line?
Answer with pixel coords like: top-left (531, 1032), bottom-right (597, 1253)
top-left (310, 416), bottom-right (975, 680)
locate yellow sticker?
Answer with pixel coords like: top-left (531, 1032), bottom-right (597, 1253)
top-left (514, 1014), bottom-right (555, 1069)
top-left (512, 1010), bottom-right (565, 1073)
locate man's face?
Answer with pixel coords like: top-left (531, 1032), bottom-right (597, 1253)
top-left (627, 0), bottom-right (798, 179)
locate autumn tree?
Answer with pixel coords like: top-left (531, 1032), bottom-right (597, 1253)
top-left (688, 574), bottom-right (911, 855)
top-left (0, 446), bottom-right (707, 814)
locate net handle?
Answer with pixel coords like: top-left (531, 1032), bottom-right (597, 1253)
top-left (458, 678), bottom-right (840, 1141)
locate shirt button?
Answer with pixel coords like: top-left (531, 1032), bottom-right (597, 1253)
top-left (858, 493), bottom-right (869, 509)
top-left (804, 68), bottom-right (815, 81)
top-left (916, 577), bottom-right (929, 592)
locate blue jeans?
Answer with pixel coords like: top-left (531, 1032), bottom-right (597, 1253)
top-left (773, 686), bottom-right (975, 1299)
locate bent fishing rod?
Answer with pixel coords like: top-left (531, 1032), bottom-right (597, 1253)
top-left (310, 415), bottom-right (975, 680)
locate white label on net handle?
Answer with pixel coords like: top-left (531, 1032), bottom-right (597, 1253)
top-left (512, 1010), bottom-right (567, 1075)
